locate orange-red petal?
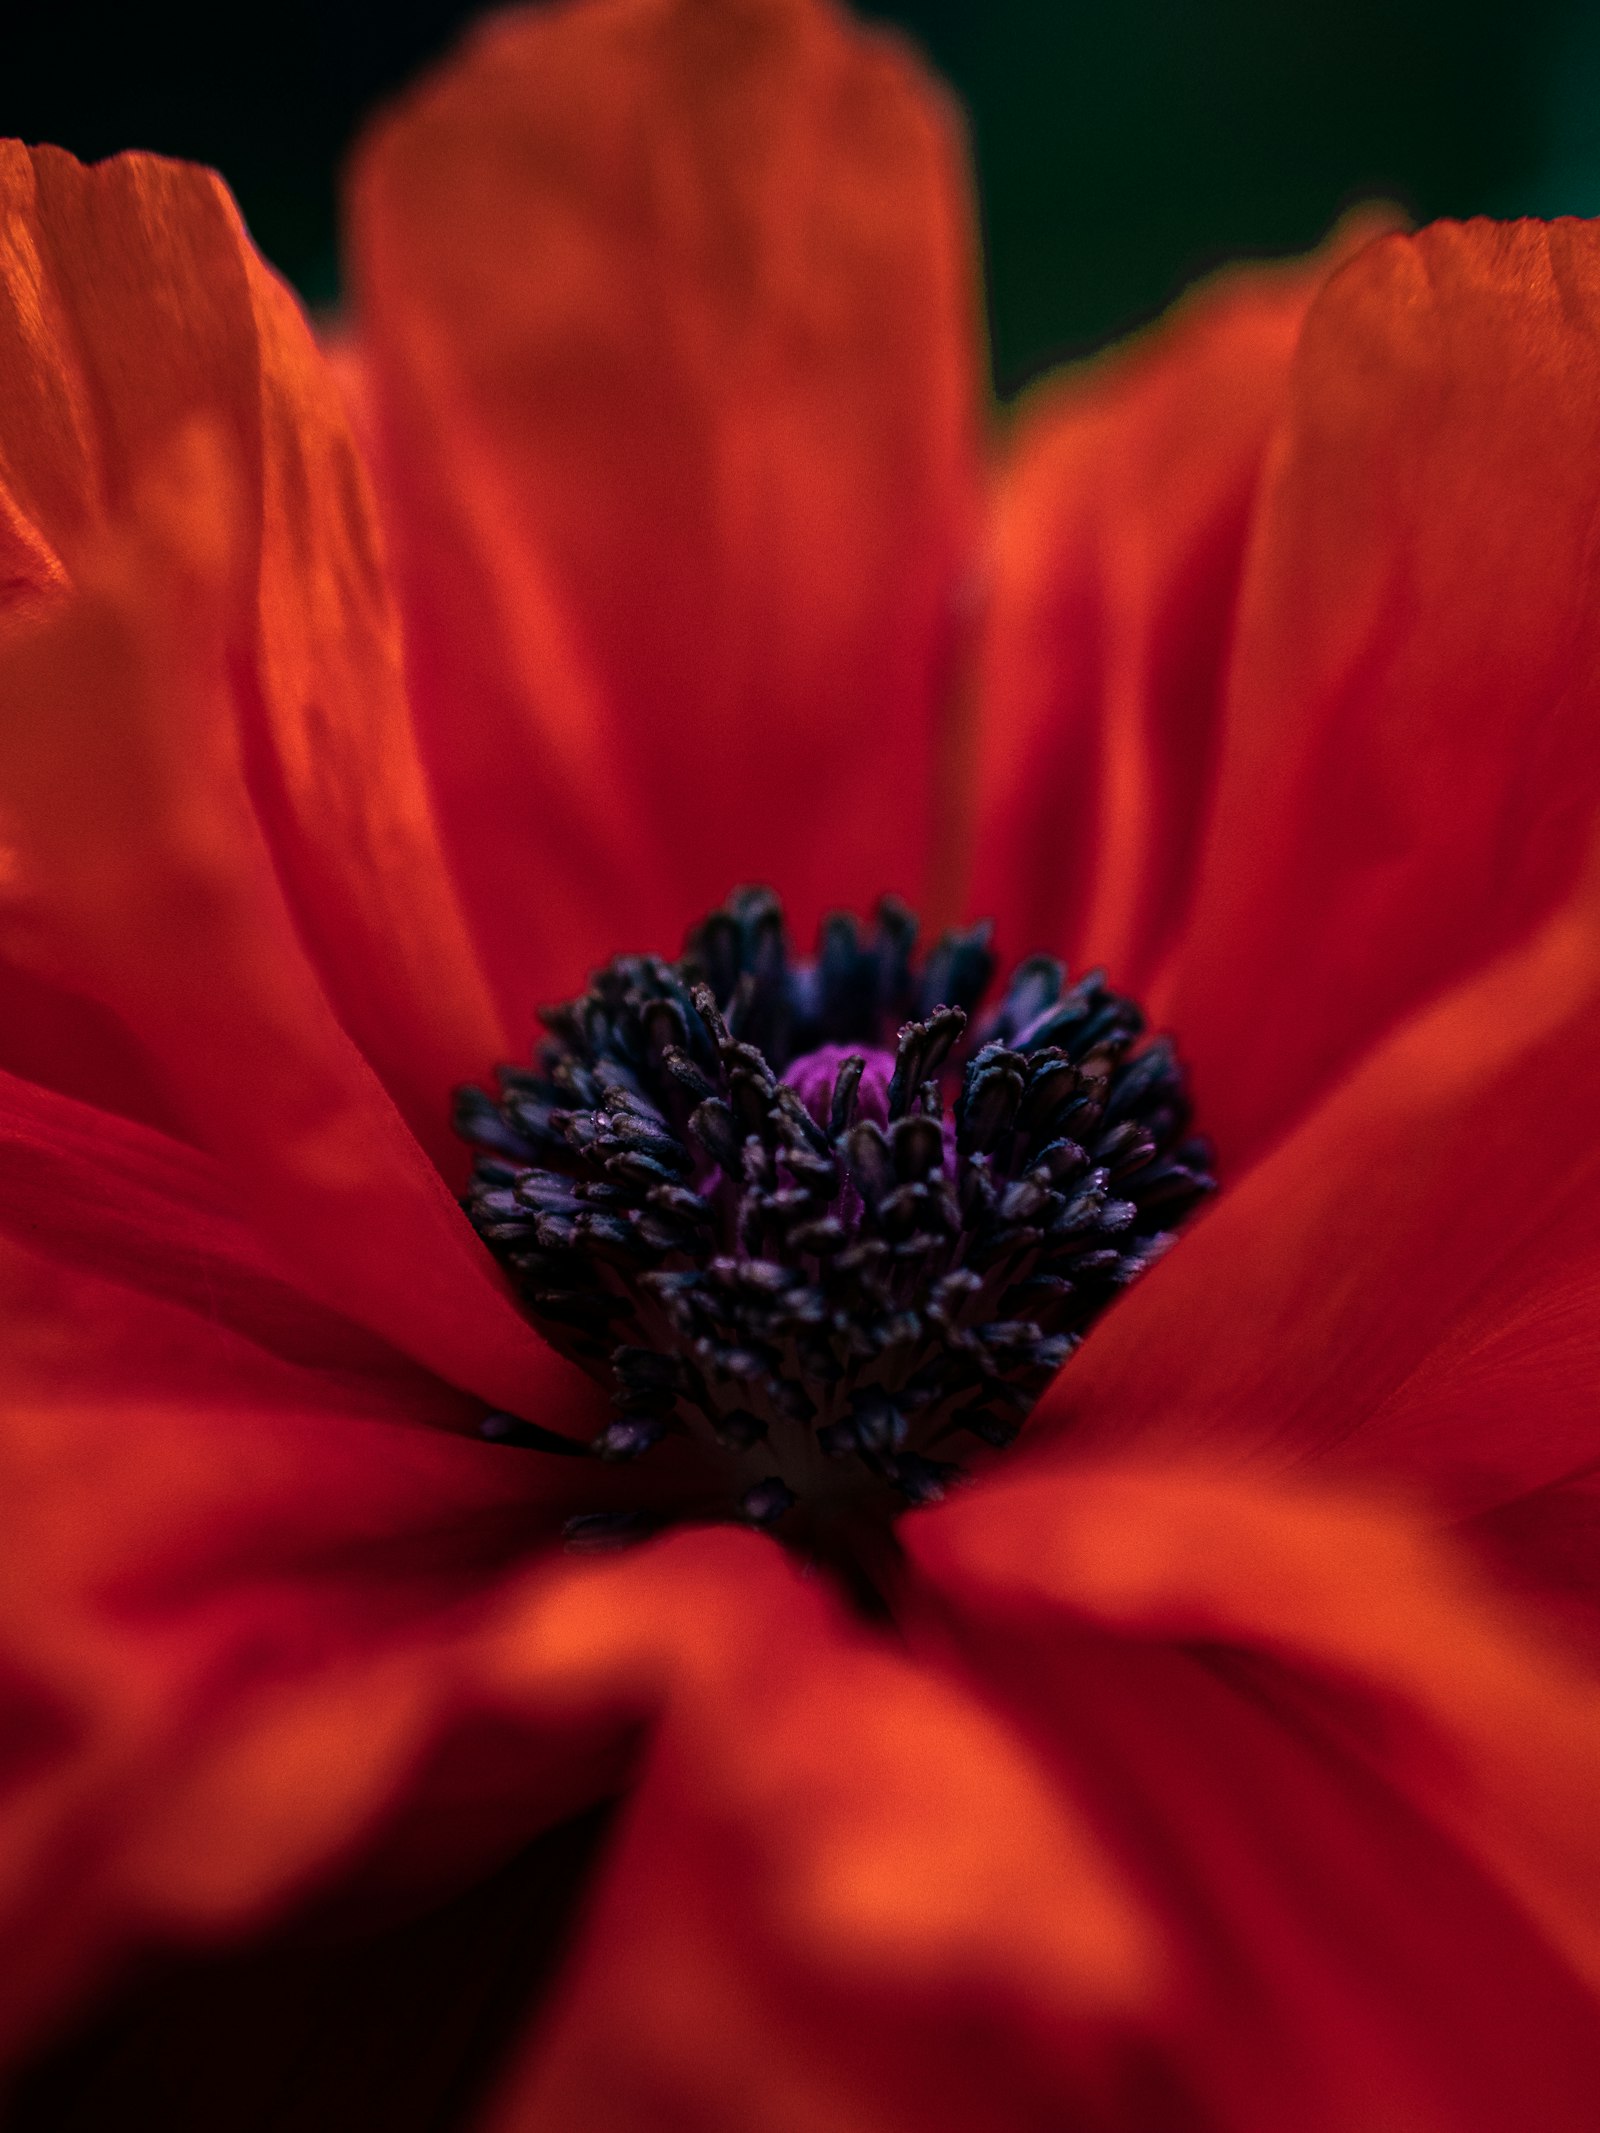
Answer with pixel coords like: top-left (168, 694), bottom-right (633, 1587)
top-left (1019, 845), bottom-right (1600, 1567)
top-left (0, 394), bottom-right (587, 1423)
top-left (0, 1071), bottom-right (613, 2056)
top-left (479, 1528), bottom-right (1157, 2133)
top-left (0, 1386), bottom-right (615, 2065)
top-left (0, 1066), bottom-right (462, 1419)
top-left (0, 143), bottom-right (502, 1167)
top-left (1161, 217), bottom-right (1600, 1169)
top-left (909, 1463), bottom-right (1600, 2129)
top-left (347, 0), bottom-right (983, 1020)
top-left (969, 223), bottom-right (1387, 997)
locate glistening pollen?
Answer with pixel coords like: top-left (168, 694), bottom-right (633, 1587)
top-left (457, 889), bottom-right (1214, 1551)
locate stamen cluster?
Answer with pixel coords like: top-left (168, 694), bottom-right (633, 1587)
top-left (458, 889), bottom-right (1213, 1545)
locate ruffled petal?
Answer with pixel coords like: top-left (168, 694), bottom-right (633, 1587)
top-left (0, 1134), bottom-right (782, 2070)
top-left (0, 143), bottom-right (501, 1166)
top-left (0, 405), bottom-right (588, 1422)
top-left (970, 221), bottom-right (1387, 995)
top-left (0, 1388), bottom-right (611, 2067)
top-left (10, 1516), bottom-right (1143, 2117)
top-left (346, 0), bottom-right (983, 1019)
top-left (1161, 216), bottom-right (1600, 1168)
top-left (909, 1463), bottom-right (1600, 2130)
top-left (479, 1529), bottom-right (1157, 2133)
top-left (0, 1069), bottom-right (617, 2058)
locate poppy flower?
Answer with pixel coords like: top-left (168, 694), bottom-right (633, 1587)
top-left (7, 0), bottom-right (1600, 2128)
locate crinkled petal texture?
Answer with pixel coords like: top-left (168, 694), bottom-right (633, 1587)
top-left (0, 142), bottom-right (497, 1164)
top-left (0, 142), bottom-right (592, 1417)
top-left (970, 219), bottom-right (1391, 1005)
top-left (0, 140), bottom-right (613, 2070)
top-left (996, 217), bottom-right (1600, 1653)
top-left (1164, 218), bottom-right (1600, 1171)
top-left (974, 215), bottom-right (1600, 1178)
top-left (346, 0), bottom-right (984, 1024)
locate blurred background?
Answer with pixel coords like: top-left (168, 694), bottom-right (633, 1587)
top-left (8, 0), bottom-right (1600, 395)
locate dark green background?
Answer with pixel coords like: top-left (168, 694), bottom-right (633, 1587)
top-left (10, 1), bottom-right (1600, 393)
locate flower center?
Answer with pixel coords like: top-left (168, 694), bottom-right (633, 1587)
top-left (457, 888), bottom-right (1213, 1558)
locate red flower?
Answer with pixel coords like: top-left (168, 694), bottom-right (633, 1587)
top-left (6, 1), bottom-right (1600, 2127)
